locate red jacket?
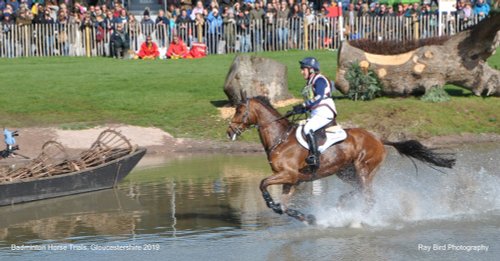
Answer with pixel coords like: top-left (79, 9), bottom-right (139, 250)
top-left (166, 39), bottom-right (188, 58)
top-left (138, 42), bottom-right (160, 59)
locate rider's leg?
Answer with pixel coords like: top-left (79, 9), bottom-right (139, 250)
top-left (305, 130), bottom-right (319, 169)
top-left (303, 115), bottom-right (331, 172)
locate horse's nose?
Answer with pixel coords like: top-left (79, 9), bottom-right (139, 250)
top-left (226, 127), bottom-right (237, 141)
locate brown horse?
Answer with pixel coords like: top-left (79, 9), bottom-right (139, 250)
top-left (226, 97), bottom-right (455, 224)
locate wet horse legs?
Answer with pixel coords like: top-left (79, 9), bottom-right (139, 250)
top-left (260, 173), bottom-right (295, 215)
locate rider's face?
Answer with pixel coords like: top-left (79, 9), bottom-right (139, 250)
top-left (300, 67), bottom-right (309, 80)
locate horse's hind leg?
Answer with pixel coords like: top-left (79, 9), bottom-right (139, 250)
top-left (281, 184), bottom-right (296, 210)
top-left (355, 158), bottom-right (384, 212)
top-left (281, 184), bottom-right (316, 224)
top-left (336, 165), bottom-right (362, 207)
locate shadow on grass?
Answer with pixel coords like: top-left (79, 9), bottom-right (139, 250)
top-left (210, 100), bottom-right (231, 108)
top-left (445, 88), bottom-right (474, 97)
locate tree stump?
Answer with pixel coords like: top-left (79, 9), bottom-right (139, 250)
top-left (224, 55), bottom-right (292, 105)
top-left (336, 12), bottom-right (500, 97)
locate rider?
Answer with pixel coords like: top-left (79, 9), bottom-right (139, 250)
top-left (292, 57), bottom-right (337, 172)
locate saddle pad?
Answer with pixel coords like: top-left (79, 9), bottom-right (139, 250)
top-left (296, 125), bottom-right (347, 153)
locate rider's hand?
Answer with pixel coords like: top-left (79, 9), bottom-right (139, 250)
top-left (292, 104), bottom-right (305, 114)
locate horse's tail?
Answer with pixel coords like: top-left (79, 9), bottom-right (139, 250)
top-left (383, 140), bottom-right (456, 169)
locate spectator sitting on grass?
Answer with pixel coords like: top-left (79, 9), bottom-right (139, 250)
top-left (166, 35), bottom-right (188, 59)
top-left (137, 35), bottom-right (160, 59)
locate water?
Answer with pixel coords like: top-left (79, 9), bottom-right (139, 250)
top-left (0, 143), bottom-right (498, 260)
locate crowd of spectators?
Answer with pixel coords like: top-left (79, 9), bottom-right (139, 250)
top-left (0, 0), bottom-right (493, 57)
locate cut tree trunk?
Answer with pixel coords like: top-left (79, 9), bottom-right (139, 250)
top-left (336, 12), bottom-right (500, 97)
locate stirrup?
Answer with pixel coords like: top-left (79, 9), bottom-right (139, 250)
top-left (305, 154), bottom-right (319, 171)
top-left (305, 155), bottom-right (317, 165)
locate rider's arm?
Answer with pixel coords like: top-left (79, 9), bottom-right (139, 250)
top-left (304, 77), bottom-right (327, 109)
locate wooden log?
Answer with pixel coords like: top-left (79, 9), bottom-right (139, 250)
top-left (336, 12), bottom-right (500, 97)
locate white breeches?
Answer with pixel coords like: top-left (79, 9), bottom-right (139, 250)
top-left (303, 107), bottom-right (334, 134)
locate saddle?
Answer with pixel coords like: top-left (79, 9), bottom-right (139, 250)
top-left (296, 122), bottom-right (347, 153)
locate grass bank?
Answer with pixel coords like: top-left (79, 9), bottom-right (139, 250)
top-left (0, 50), bottom-right (498, 141)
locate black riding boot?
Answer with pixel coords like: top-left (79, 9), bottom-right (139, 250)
top-left (305, 131), bottom-right (320, 173)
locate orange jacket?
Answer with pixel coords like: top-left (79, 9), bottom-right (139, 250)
top-left (166, 39), bottom-right (188, 58)
top-left (138, 42), bottom-right (160, 59)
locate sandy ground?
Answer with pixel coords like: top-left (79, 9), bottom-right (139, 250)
top-left (5, 124), bottom-right (262, 162)
top-left (5, 123), bottom-right (499, 160)
top-left (2, 97), bottom-right (499, 165)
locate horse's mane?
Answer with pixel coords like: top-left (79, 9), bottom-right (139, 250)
top-left (253, 96), bottom-right (276, 111)
top-left (252, 96), bottom-right (289, 120)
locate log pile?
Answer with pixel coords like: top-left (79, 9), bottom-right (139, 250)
top-left (0, 129), bottom-right (135, 184)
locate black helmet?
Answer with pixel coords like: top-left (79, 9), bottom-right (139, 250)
top-left (299, 57), bottom-right (320, 71)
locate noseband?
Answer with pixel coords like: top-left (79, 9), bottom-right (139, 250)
top-left (229, 99), bottom-right (251, 136)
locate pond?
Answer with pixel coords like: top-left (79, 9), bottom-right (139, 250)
top-left (0, 143), bottom-right (498, 260)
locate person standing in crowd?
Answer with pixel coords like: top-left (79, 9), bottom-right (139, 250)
top-left (113, 8), bottom-right (127, 25)
top-left (155, 9), bottom-right (169, 47)
top-left (264, 3), bottom-right (276, 51)
top-left (2, 13), bottom-right (15, 57)
top-left (222, 6), bottom-right (236, 53)
top-left (176, 8), bottom-right (191, 45)
top-left (236, 5), bottom-right (251, 52)
top-left (193, 12), bottom-right (205, 43)
top-left (250, 1), bottom-right (265, 51)
top-left (128, 13), bottom-right (139, 50)
top-left (190, 0), bottom-right (205, 21)
top-left (276, 1), bottom-right (290, 51)
top-left (57, 10), bottom-right (70, 56)
top-left (141, 8), bottom-right (155, 36)
top-left (473, 0), bottom-right (490, 18)
top-left (206, 6), bottom-right (222, 54)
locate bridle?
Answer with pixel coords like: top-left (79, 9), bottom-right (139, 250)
top-left (229, 99), bottom-right (297, 153)
top-left (229, 99), bottom-right (251, 137)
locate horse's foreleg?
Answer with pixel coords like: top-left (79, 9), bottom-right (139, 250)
top-left (260, 173), bottom-right (296, 215)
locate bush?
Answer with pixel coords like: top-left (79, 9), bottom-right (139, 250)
top-left (345, 62), bottom-right (382, 101)
top-left (421, 86), bottom-right (451, 102)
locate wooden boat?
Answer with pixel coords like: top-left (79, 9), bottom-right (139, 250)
top-left (0, 130), bottom-right (146, 206)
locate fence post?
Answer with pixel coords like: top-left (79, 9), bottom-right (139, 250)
top-left (304, 18), bottom-right (308, 51)
top-left (338, 2), bottom-right (344, 42)
top-left (85, 27), bottom-right (91, 57)
top-left (197, 23), bottom-right (202, 43)
top-left (413, 15), bottom-right (419, 40)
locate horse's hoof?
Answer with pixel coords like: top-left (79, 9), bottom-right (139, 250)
top-left (272, 203), bottom-right (284, 215)
top-left (306, 214), bottom-right (317, 225)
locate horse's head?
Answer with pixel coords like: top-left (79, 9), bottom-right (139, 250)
top-left (226, 98), bottom-right (256, 141)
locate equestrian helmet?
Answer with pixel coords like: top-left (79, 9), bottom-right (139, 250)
top-left (299, 57), bottom-right (320, 71)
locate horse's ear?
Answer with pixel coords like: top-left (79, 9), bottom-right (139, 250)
top-left (240, 90), bottom-right (247, 102)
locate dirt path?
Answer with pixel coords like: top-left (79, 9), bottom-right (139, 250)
top-left (4, 124), bottom-right (500, 164)
top-left (9, 124), bottom-right (262, 160)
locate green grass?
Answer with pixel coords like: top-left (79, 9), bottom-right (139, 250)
top-left (0, 49), bottom-right (498, 141)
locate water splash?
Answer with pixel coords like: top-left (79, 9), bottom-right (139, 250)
top-left (303, 147), bottom-right (500, 228)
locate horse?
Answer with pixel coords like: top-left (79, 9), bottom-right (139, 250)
top-left (226, 96), bottom-right (455, 224)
